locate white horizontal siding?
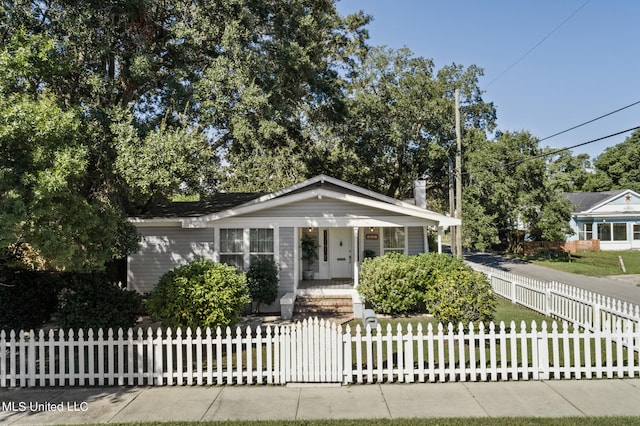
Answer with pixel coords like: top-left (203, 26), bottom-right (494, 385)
top-left (278, 227), bottom-right (295, 294)
top-left (128, 227), bottom-right (214, 293)
top-left (407, 226), bottom-right (425, 255)
top-left (241, 199), bottom-right (405, 218)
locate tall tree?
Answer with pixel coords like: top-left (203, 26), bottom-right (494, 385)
top-left (462, 130), bottom-right (573, 251)
top-left (0, 0), bottom-right (369, 270)
top-left (332, 46), bottom-right (496, 202)
top-left (582, 129), bottom-right (640, 193)
top-left (0, 32), bottom-right (138, 270)
top-left (544, 149), bottom-right (591, 193)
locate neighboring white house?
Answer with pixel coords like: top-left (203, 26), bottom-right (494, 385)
top-left (127, 175), bottom-right (460, 312)
top-left (565, 189), bottom-right (640, 251)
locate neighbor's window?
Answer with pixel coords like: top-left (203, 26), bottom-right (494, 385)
top-left (383, 227), bottom-right (406, 254)
top-left (613, 223), bottom-right (627, 241)
top-left (579, 223), bottom-right (593, 240)
top-left (597, 223), bottom-right (611, 241)
top-left (250, 228), bottom-right (274, 262)
top-left (634, 224), bottom-right (640, 241)
top-left (220, 228), bottom-right (244, 269)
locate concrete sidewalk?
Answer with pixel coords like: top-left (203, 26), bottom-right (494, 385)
top-left (2, 379), bottom-right (640, 424)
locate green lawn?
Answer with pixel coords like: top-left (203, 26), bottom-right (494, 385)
top-left (347, 297), bottom-right (550, 331)
top-left (526, 250), bottom-right (640, 276)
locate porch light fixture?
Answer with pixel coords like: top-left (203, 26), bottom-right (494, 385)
top-left (369, 227), bottom-right (375, 233)
top-left (308, 227), bottom-right (313, 233)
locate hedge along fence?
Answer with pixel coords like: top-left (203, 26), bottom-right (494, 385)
top-left (2, 317), bottom-right (639, 387)
top-left (357, 253), bottom-right (496, 324)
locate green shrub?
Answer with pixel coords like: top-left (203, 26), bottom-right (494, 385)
top-left (358, 252), bottom-right (495, 322)
top-left (55, 273), bottom-right (142, 331)
top-left (405, 252), bottom-right (467, 293)
top-left (425, 267), bottom-right (496, 325)
top-left (146, 259), bottom-right (250, 329)
top-left (358, 253), bottom-right (422, 315)
top-left (0, 268), bottom-right (59, 331)
top-left (246, 258), bottom-right (278, 313)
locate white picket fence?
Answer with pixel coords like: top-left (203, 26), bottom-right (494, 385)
top-left (2, 317), bottom-right (639, 387)
top-left (3, 264), bottom-right (640, 387)
top-left (466, 261), bottom-right (640, 334)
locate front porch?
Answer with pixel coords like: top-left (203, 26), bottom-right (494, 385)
top-left (298, 278), bottom-right (354, 291)
top-left (295, 225), bottom-right (442, 293)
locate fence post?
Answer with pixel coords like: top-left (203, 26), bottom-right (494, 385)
top-left (28, 329), bottom-right (36, 387)
top-left (343, 325), bottom-right (352, 384)
top-left (545, 287), bottom-right (552, 318)
top-left (405, 324), bottom-right (414, 383)
top-left (592, 303), bottom-right (601, 332)
top-left (537, 322), bottom-right (549, 380)
top-left (511, 278), bottom-right (517, 304)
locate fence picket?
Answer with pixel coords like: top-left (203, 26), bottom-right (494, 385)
top-left (3, 266), bottom-right (640, 391)
top-left (3, 318), bottom-right (640, 387)
top-left (436, 323), bottom-right (445, 382)
top-left (405, 324), bottom-right (414, 383)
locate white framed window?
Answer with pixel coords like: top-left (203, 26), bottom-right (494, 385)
top-left (579, 223), bottom-right (593, 240)
top-left (383, 227), bottom-right (406, 254)
top-left (220, 228), bottom-right (275, 270)
top-left (250, 228), bottom-right (274, 262)
top-left (634, 224), bottom-right (640, 241)
top-left (613, 223), bottom-right (627, 241)
top-left (597, 223), bottom-right (611, 241)
top-left (220, 228), bottom-right (244, 270)
top-left (596, 222), bottom-right (628, 241)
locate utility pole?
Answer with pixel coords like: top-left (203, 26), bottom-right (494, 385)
top-left (448, 157), bottom-right (456, 256)
top-left (454, 89), bottom-right (463, 258)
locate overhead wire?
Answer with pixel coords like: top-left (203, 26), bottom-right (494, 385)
top-left (538, 99), bottom-right (640, 142)
top-left (461, 100), bottom-right (640, 175)
top-left (487, 0), bottom-right (591, 87)
top-left (464, 126), bottom-right (640, 176)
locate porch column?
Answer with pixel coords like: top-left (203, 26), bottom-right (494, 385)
top-left (212, 226), bottom-right (220, 262)
top-left (437, 227), bottom-right (443, 254)
top-left (423, 226), bottom-right (429, 253)
top-left (353, 227), bottom-right (359, 287)
top-left (293, 227), bottom-right (299, 291)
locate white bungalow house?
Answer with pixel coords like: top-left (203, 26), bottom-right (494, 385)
top-left (565, 189), bottom-right (640, 250)
top-left (127, 175), bottom-right (460, 317)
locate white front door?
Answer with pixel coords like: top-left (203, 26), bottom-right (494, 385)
top-left (330, 228), bottom-right (353, 278)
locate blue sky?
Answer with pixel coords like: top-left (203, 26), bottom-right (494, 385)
top-left (335, 0), bottom-right (640, 160)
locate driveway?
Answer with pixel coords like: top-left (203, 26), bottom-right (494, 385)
top-left (464, 251), bottom-right (640, 307)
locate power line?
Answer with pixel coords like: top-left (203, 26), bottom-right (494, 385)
top-left (538, 100), bottom-right (640, 142)
top-left (487, 0), bottom-right (591, 87)
top-left (527, 126), bottom-right (640, 162)
top-left (466, 126), bottom-right (640, 175)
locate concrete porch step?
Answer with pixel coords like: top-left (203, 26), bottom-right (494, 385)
top-left (292, 296), bottom-right (354, 324)
top-left (295, 296), bottom-right (352, 307)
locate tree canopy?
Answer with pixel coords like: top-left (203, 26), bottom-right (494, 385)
top-left (0, 0), bottom-right (369, 270)
top-left (462, 130), bottom-right (573, 251)
top-left (582, 129), bottom-right (640, 193)
top-left (3, 1), bottom-right (635, 268)
top-left (333, 46), bottom-right (496, 200)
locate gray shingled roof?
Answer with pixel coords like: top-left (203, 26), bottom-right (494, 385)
top-left (140, 192), bottom-right (264, 218)
top-left (563, 190), bottom-right (626, 212)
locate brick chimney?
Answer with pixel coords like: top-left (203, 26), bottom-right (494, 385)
top-left (413, 178), bottom-right (427, 209)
